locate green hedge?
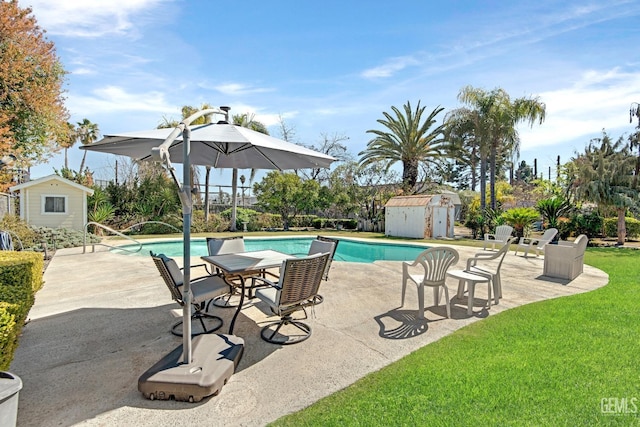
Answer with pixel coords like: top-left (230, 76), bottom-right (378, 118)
top-left (603, 217), bottom-right (640, 238)
top-left (0, 251), bottom-right (44, 370)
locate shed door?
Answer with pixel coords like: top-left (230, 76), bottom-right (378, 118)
top-left (432, 207), bottom-right (448, 238)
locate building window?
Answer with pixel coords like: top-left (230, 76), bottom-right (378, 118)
top-left (42, 195), bottom-right (67, 214)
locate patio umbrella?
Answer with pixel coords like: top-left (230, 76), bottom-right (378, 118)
top-left (82, 107), bottom-right (335, 365)
top-left (85, 121), bottom-right (335, 170)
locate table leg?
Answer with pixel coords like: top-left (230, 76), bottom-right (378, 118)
top-left (228, 276), bottom-right (246, 335)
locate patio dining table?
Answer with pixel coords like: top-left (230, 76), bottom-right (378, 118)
top-left (201, 249), bottom-right (294, 334)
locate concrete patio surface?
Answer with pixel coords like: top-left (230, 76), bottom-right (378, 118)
top-left (10, 238), bottom-right (608, 426)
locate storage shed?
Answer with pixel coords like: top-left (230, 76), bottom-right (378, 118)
top-left (384, 194), bottom-right (455, 239)
top-left (10, 175), bottom-right (94, 231)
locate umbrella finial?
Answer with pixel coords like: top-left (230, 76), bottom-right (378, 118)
top-left (220, 106), bottom-right (230, 122)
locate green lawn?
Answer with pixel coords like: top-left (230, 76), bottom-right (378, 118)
top-left (271, 247), bottom-right (640, 426)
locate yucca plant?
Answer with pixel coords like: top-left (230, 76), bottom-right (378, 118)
top-left (501, 207), bottom-right (539, 238)
top-left (536, 197), bottom-right (572, 229)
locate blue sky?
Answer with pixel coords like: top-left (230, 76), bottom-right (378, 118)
top-left (25, 0), bottom-right (640, 187)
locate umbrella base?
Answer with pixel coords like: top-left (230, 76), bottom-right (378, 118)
top-left (138, 334), bottom-right (244, 403)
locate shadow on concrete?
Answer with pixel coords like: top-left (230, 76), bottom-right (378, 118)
top-left (11, 303), bottom-right (278, 426)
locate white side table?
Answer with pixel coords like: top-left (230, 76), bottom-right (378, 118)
top-left (447, 269), bottom-right (495, 316)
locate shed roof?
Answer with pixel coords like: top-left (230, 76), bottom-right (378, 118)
top-left (10, 174), bottom-right (94, 195)
top-left (385, 195), bottom-right (435, 207)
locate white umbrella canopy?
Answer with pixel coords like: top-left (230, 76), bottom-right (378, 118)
top-left (85, 121), bottom-right (335, 170)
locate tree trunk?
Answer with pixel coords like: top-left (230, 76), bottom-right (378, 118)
top-left (617, 207), bottom-right (626, 245)
top-left (489, 142), bottom-right (497, 210)
top-left (204, 166), bottom-right (211, 222)
top-left (479, 154), bottom-right (487, 212)
top-left (402, 160), bottom-right (418, 194)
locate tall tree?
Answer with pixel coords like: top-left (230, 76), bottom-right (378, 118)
top-left (253, 171), bottom-right (319, 230)
top-left (59, 122), bottom-right (77, 170)
top-left (457, 86), bottom-right (546, 210)
top-left (569, 131), bottom-right (637, 245)
top-left (76, 118), bottom-right (99, 174)
top-left (231, 113), bottom-right (268, 231)
top-left (0, 1), bottom-right (70, 168)
top-left (444, 107), bottom-right (484, 191)
top-left (360, 101), bottom-right (446, 194)
top-left (301, 132), bottom-right (351, 183)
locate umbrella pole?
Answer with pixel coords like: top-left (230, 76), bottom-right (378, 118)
top-left (182, 127), bottom-right (192, 364)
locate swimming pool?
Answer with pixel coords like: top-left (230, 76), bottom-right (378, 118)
top-left (112, 237), bottom-right (429, 263)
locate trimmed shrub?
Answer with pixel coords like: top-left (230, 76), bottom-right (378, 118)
top-left (603, 217), bottom-right (640, 239)
top-left (0, 251), bottom-right (44, 369)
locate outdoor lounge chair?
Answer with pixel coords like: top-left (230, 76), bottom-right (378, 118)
top-left (151, 252), bottom-right (231, 337)
top-left (543, 234), bottom-right (588, 280)
top-left (253, 252), bottom-right (330, 344)
top-left (483, 225), bottom-right (514, 251)
top-left (513, 228), bottom-right (558, 258)
top-left (401, 247), bottom-right (459, 319)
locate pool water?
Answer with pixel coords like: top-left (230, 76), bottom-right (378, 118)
top-left (113, 237), bottom-right (429, 263)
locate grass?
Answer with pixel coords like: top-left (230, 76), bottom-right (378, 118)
top-left (270, 247), bottom-right (640, 426)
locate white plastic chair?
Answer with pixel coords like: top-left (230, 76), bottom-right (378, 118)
top-left (483, 225), bottom-right (513, 251)
top-left (401, 247), bottom-right (459, 319)
top-left (464, 237), bottom-right (515, 300)
top-left (514, 228), bottom-right (558, 258)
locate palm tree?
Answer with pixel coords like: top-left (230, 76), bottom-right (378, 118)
top-left (457, 86), bottom-right (546, 210)
top-left (444, 107), bottom-right (485, 192)
top-left (360, 101), bottom-right (446, 194)
top-left (570, 131), bottom-right (637, 245)
top-left (76, 118), bottom-right (100, 174)
top-left (58, 122), bottom-right (77, 170)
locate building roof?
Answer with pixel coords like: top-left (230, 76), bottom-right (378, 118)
top-left (10, 174), bottom-right (94, 195)
top-left (385, 195), bottom-right (435, 207)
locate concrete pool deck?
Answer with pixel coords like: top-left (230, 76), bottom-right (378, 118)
top-left (10, 238), bottom-right (608, 426)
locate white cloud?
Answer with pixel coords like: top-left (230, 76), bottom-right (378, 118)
top-left (27, 0), bottom-right (172, 37)
top-left (518, 68), bottom-right (640, 150)
top-left (361, 55), bottom-right (420, 79)
top-left (66, 86), bottom-right (175, 116)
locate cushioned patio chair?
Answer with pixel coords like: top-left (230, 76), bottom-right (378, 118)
top-left (253, 252), bottom-right (330, 345)
top-left (401, 247), bottom-right (459, 319)
top-left (206, 236), bottom-right (264, 307)
top-left (543, 234), bottom-right (588, 280)
top-left (151, 252), bottom-right (230, 337)
top-left (513, 228), bottom-right (558, 258)
top-left (305, 237), bottom-right (338, 304)
top-left (314, 236), bottom-right (339, 280)
top-left (483, 225), bottom-right (514, 251)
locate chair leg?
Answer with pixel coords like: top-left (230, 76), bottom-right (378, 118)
top-left (494, 275), bottom-right (502, 299)
top-left (401, 274), bottom-right (407, 307)
top-left (260, 314), bottom-right (312, 345)
top-left (417, 284), bottom-right (425, 319)
top-left (442, 286), bottom-right (451, 318)
top-left (170, 311), bottom-right (223, 337)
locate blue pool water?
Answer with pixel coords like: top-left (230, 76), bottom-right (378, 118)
top-left (112, 237), bottom-right (429, 263)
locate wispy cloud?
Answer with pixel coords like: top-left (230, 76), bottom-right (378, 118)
top-left (361, 55), bottom-right (420, 79)
top-left (211, 83), bottom-right (275, 96)
top-left (27, 0), bottom-right (173, 37)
